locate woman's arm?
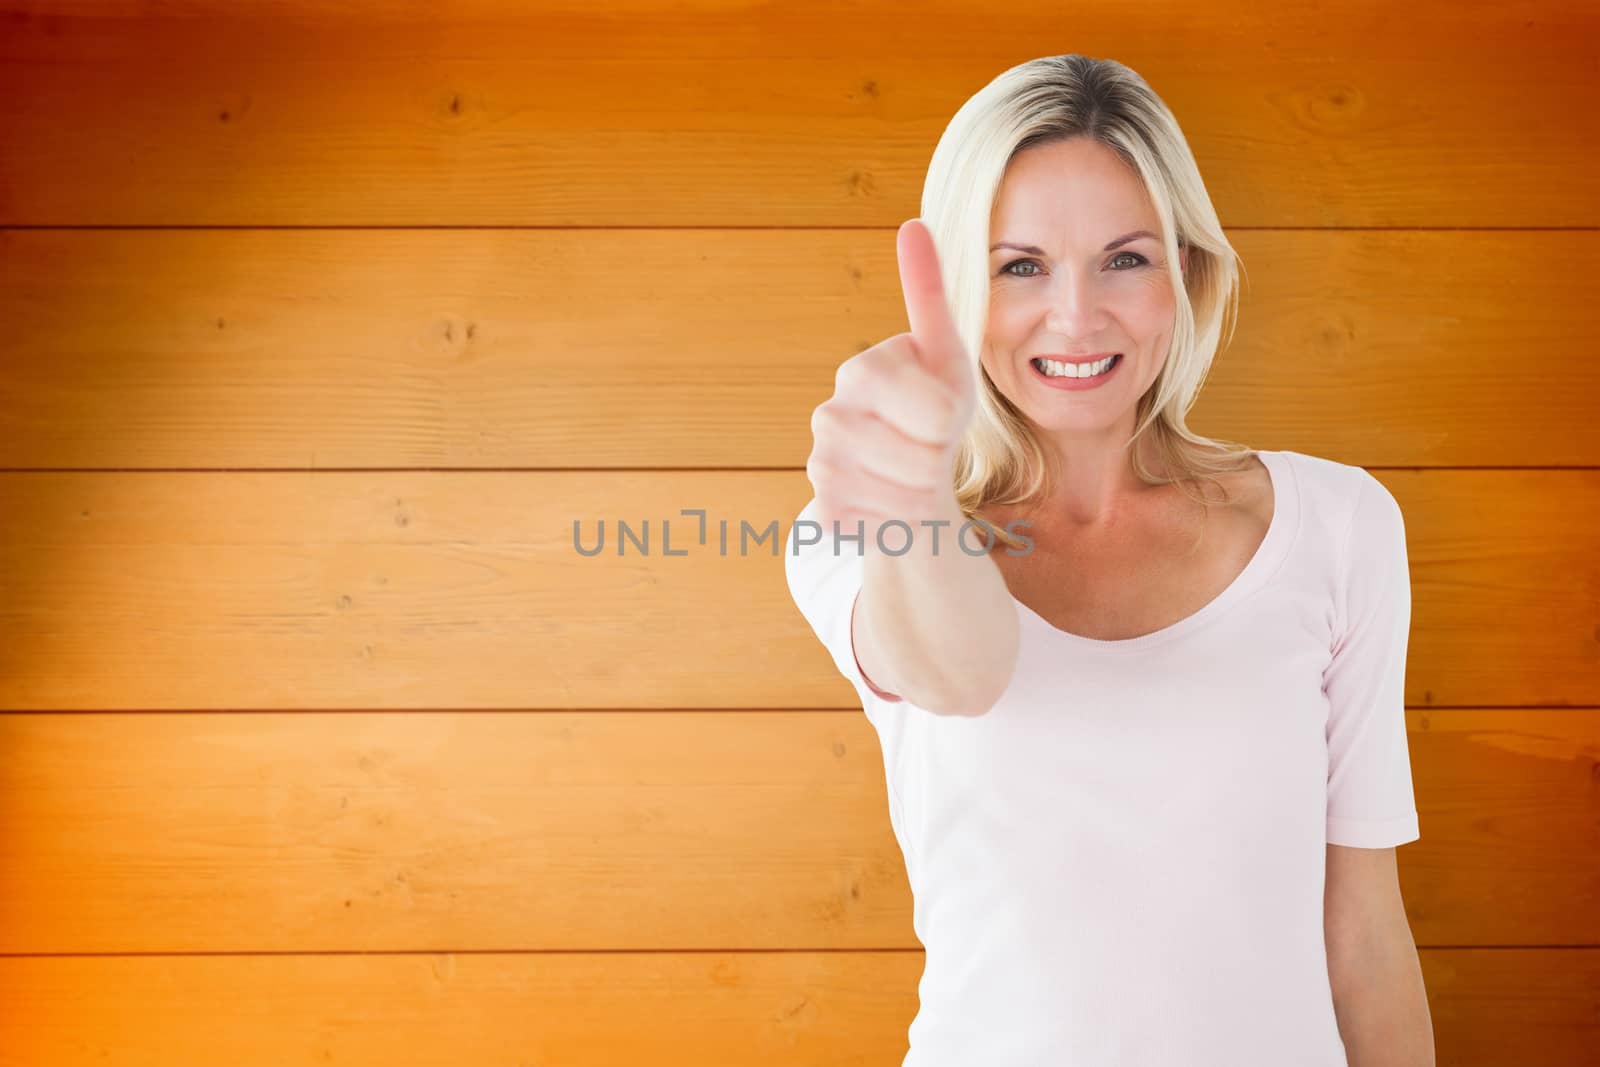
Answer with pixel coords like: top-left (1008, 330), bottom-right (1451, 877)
top-left (1325, 844), bottom-right (1436, 1066)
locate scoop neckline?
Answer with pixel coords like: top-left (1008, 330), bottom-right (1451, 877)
top-left (1008, 448), bottom-right (1300, 653)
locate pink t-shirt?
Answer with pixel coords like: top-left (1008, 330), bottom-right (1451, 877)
top-left (784, 448), bottom-right (1420, 1066)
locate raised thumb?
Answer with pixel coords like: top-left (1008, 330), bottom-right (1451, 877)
top-left (896, 218), bottom-right (970, 390)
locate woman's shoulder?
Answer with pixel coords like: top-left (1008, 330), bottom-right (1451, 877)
top-left (1271, 448), bottom-right (1379, 509)
top-left (1268, 448), bottom-right (1391, 559)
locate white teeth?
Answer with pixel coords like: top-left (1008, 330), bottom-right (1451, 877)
top-left (1035, 355), bottom-right (1118, 378)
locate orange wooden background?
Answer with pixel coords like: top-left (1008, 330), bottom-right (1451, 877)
top-left (1, 1), bottom-right (1597, 1063)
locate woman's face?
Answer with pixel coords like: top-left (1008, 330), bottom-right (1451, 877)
top-left (981, 137), bottom-right (1188, 434)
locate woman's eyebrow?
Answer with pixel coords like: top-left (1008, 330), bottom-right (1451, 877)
top-left (989, 230), bottom-right (1158, 254)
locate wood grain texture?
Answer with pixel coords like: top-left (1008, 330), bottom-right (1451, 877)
top-left (0, 3), bottom-right (1595, 226)
top-left (2, 0), bottom-right (1597, 1060)
top-left (0, 470), bottom-right (1595, 710)
top-left (0, 950), bottom-right (1594, 1067)
top-left (1, 228), bottom-right (1596, 468)
top-left (0, 709), bottom-right (1593, 953)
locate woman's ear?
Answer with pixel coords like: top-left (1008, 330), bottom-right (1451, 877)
top-left (1179, 244), bottom-right (1188, 274)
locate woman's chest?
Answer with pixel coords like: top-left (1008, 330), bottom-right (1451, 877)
top-left (894, 614), bottom-right (1336, 870)
top-left (994, 500), bottom-right (1271, 642)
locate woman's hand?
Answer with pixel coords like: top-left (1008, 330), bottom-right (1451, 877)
top-left (805, 218), bottom-right (978, 551)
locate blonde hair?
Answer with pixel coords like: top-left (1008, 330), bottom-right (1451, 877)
top-left (920, 54), bottom-right (1257, 551)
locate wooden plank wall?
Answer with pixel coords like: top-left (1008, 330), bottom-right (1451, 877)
top-left (1, 1), bottom-right (1597, 1063)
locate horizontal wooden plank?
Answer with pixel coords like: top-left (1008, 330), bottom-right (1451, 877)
top-left (1403, 709), bottom-right (1600, 945)
top-left (0, 710), bottom-right (910, 954)
top-left (0, 948), bottom-right (1593, 1065)
top-left (1, 228), bottom-right (1596, 468)
top-left (0, 470), bottom-right (1594, 710)
top-left (1422, 948), bottom-right (1600, 1067)
top-left (1, 3), bottom-right (1595, 226)
top-left (0, 709), bottom-right (1593, 953)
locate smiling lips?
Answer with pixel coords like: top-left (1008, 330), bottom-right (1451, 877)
top-left (1029, 352), bottom-right (1124, 384)
top-left (1032, 352), bottom-right (1119, 363)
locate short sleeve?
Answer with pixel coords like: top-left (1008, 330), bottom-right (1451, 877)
top-left (785, 497), bottom-right (905, 708)
top-left (1322, 472), bottom-right (1421, 848)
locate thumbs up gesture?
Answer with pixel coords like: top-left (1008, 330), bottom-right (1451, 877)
top-left (805, 218), bottom-right (978, 549)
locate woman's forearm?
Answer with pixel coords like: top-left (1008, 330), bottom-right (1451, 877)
top-left (1329, 929), bottom-right (1435, 1066)
top-left (856, 496), bottom-right (1019, 716)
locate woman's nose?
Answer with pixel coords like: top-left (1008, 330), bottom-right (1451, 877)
top-left (1043, 270), bottom-right (1106, 337)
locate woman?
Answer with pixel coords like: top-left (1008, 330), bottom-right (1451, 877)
top-left (786, 55), bottom-right (1433, 1065)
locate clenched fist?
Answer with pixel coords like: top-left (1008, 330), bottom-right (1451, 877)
top-left (805, 218), bottom-right (979, 551)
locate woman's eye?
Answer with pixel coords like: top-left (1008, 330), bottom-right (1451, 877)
top-left (1001, 252), bottom-right (1147, 278)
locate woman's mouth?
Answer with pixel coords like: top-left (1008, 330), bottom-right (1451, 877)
top-left (1029, 353), bottom-right (1123, 390)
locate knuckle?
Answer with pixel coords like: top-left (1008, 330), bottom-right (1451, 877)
top-left (853, 360), bottom-right (887, 399)
top-left (805, 453), bottom-right (833, 488)
top-left (834, 355), bottom-right (866, 395)
top-left (809, 401), bottom-right (834, 437)
top-left (883, 351), bottom-right (918, 387)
